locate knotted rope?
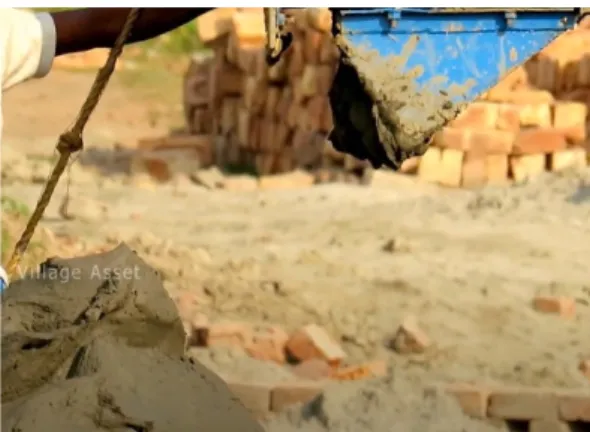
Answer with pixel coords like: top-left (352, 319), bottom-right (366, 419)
top-left (5, 8), bottom-right (141, 280)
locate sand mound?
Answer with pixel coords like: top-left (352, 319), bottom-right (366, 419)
top-left (264, 374), bottom-right (506, 432)
top-left (1, 244), bottom-right (263, 432)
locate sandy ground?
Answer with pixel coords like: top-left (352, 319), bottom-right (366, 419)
top-left (2, 68), bottom-right (590, 431)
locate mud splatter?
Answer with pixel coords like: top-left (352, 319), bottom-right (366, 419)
top-left (328, 34), bottom-right (467, 170)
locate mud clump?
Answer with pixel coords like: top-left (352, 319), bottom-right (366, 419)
top-left (1, 244), bottom-right (263, 432)
top-left (329, 33), bottom-right (464, 170)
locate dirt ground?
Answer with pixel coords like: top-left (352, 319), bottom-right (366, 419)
top-left (2, 67), bottom-right (590, 431)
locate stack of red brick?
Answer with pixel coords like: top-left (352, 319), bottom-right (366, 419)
top-left (415, 22), bottom-right (590, 187)
top-left (175, 291), bottom-right (590, 422)
top-left (183, 8), bottom-right (341, 176)
top-left (136, 11), bottom-right (590, 187)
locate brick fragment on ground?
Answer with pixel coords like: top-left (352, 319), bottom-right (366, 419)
top-left (285, 324), bottom-right (346, 365)
top-left (270, 381), bottom-right (325, 412)
top-left (390, 315), bottom-right (431, 354)
top-left (558, 389), bottom-right (590, 421)
top-left (225, 380), bottom-right (272, 416)
top-left (487, 386), bottom-right (559, 420)
top-left (532, 295), bottom-right (576, 318)
top-left (244, 325), bottom-right (289, 364)
top-left (292, 359), bottom-right (332, 380)
top-left (439, 382), bottom-right (491, 419)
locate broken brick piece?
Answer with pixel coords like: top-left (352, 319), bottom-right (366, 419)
top-left (442, 382), bottom-right (491, 419)
top-left (292, 359), bottom-right (332, 381)
top-left (532, 295), bottom-right (576, 318)
top-left (390, 315), bottom-right (431, 354)
top-left (226, 380), bottom-right (272, 416)
top-left (488, 386), bottom-right (559, 420)
top-left (271, 381), bottom-right (325, 412)
top-left (558, 390), bottom-right (590, 421)
top-left (285, 324), bottom-right (346, 365)
top-left (244, 325), bottom-right (289, 364)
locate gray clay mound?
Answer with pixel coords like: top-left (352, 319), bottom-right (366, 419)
top-left (1, 244), bottom-right (263, 432)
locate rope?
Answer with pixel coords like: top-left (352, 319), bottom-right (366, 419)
top-left (5, 8), bottom-right (141, 280)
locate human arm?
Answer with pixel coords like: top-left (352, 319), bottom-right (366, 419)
top-left (50, 8), bottom-right (213, 56)
top-left (1, 8), bottom-right (213, 91)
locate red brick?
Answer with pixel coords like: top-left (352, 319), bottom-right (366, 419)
top-left (390, 315), bottom-right (431, 354)
top-left (442, 383), bottom-right (491, 419)
top-left (244, 325), bottom-right (289, 364)
top-left (532, 295), bottom-right (575, 318)
top-left (487, 387), bottom-right (559, 420)
top-left (287, 40), bottom-right (305, 79)
top-left (432, 127), bottom-right (470, 151)
top-left (438, 149), bottom-right (464, 187)
top-left (186, 313), bottom-right (209, 346)
top-left (450, 102), bottom-right (498, 129)
top-left (271, 381), bottom-right (325, 412)
top-left (417, 146), bottom-right (442, 183)
top-left (196, 8), bottom-right (236, 43)
top-left (553, 101), bottom-right (588, 143)
top-left (319, 99), bottom-right (333, 132)
top-left (510, 154), bottom-right (546, 182)
top-left (528, 419), bottom-right (573, 432)
top-left (292, 359), bottom-right (332, 381)
top-left (578, 56), bottom-right (590, 87)
top-left (319, 34), bottom-right (340, 64)
top-left (461, 153), bottom-right (487, 188)
top-left (306, 8), bottom-right (333, 33)
top-left (496, 104), bottom-right (521, 131)
top-left (513, 128), bottom-right (567, 155)
top-left (486, 154), bottom-right (509, 185)
top-left (305, 95), bottom-right (326, 131)
top-left (468, 129), bottom-right (515, 154)
top-left (285, 324), bottom-right (346, 365)
top-left (488, 89), bottom-right (555, 105)
top-left (226, 380), bottom-right (272, 415)
top-left (558, 390), bottom-right (590, 421)
top-left (231, 10), bottom-right (266, 45)
top-left (549, 148), bottom-right (587, 172)
top-left (303, 29), bottom-right (323, 63)
top-left (519, 104), bottom-right (552, 128)
top-left (399, 156), bottom-right (420, 174)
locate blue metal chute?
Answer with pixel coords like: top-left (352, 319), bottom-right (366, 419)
top-left (338, 8), bottom-right (579, 103)
top-left (327, 8), bottom-right (581, 170)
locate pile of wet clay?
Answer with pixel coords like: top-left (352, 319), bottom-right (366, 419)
top-left (328, 34), bottom-right (462, 171)
top-left (1, 244), bottom-right (264, 432)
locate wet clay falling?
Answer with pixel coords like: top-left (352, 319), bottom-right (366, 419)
top-left (329, 35), bottom-right (466, 170)
top-left (1, 244), bottom-right (264, 432)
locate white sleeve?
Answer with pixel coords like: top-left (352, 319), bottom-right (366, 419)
top-left (0, 8), bottom-right (56, 91)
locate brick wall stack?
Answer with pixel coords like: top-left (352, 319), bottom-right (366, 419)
top-left (416, 19), bottom-right (590, 187)
top-left (183, 8), bottom-right (342, 177)
top-left (141, 10), bottom-right (590, 187)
